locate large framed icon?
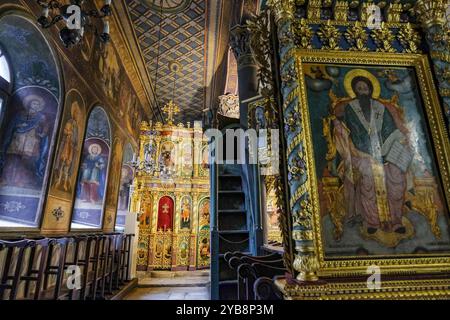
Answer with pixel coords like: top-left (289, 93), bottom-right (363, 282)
top-left (292, 50), bottom-right (450, 277)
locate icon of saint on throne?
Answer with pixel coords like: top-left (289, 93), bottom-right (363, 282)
top-left (321, 69), bottom-right (441, 248)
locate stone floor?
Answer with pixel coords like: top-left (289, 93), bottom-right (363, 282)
top-left (123, 286), bottom-right (210, 300)
top-left (123, 270), bottom-right (211, 300)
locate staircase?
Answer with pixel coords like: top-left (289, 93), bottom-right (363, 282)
top-left (217, 164), bottom-right (250, 300)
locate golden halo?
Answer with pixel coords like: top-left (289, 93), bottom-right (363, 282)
top-left (88, 143), bottom-right (102, 155)
top-left (23, 94), bottom-right (45, 111)
top-left (344, 69), bottom-right (381, 99)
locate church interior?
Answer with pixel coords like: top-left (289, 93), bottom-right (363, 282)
top-left (0, 0), bottom-right (450, 302)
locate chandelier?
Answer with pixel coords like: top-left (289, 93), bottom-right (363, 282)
top-left (130, 156), bottom-right (157, 175)
top-left (129, 128), bottom-right (178, 180)
top-left (36, 0), bottom-right (112, 48)
top-left (128, 7), bottom-right (180, 181)
top-left (129, 129), bottom-right (158, 175)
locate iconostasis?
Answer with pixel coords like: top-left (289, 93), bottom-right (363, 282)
top-left (132, 117), bottom-right (210, 271)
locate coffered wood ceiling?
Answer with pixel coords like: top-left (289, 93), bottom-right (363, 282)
top-left (112, 0), bottom-right (239, 124)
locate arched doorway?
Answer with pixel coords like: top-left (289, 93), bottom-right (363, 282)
top-left (151, 196), bottom-right (175, 269)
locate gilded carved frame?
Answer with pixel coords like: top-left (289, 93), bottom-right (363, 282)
top-left (295, 50), bottom-right (450, 277)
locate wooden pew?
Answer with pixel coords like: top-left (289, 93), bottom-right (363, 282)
top-left (0, 239), bottom-right (33, 300)
top-left (253, 276), bottom-right (284, 300)
top-left (0, 233), bottom-right (134, 300)
top-left (22, 237), bottom-right (55, 300)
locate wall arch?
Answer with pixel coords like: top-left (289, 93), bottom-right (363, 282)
top-left (0, 12), bottom-right (61, 227)
top-left (51, 89), bottom-right (86, 195)
top-left (115, 142), bottom-right (135, 230)
top-left (71, 106), bottom-right (111, 229)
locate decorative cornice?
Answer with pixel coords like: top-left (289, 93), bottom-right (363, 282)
top-left (415, 0), bottom-right (448, 29)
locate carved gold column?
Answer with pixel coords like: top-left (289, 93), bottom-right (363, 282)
top-left (193, 129), bottom-right (201, 178)
top-left (268, 0), bottom-right (319, 282)
top-left (416, 0), bottom-right (450, 125)
top-left (190, 192), bottom-right (199, 270)
top-left (171, 192), bottom-right (180, 270)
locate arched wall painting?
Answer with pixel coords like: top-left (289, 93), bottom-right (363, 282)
top-left (197, 197), bottom-right (210, 266)
top-left (157, 196), bottom-right (174, 231)
top-left (72, 107), bottom-right (111, 228)
top-left (106, 138), bottom-right (123, 207)
top-left (0, 15), bottom-right (60, 226)
top-left (115, 143), bottom-right (135, 230)
top-left (180, 195), bottom-right (192, 230)
top-left (52, 90), bottom-right (85, 195)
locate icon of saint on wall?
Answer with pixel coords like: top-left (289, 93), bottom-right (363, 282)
top-left (54, 97), bottom-right (83, 192)
top-left (79, 143), bottom-right (106, 204)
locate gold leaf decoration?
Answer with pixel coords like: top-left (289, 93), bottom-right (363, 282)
top-left (371, 23), bottom-right (397, 52)
top-left (334, 1), bottom-right (349, 22)
top-left (398, 23), bottom-right (422, 53)
top-left (345, 21), bottom-right (369, 51)
top-left (293, 19), bottom-right (314, 49)
top-left (318, 20), bottom-right (341, 50)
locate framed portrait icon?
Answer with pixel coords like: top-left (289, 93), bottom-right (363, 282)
top-left (294, 51), bottom-right (450, 277)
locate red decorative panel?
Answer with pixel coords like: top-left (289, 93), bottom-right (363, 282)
top-left (157, 196), bottom-right (174, 231)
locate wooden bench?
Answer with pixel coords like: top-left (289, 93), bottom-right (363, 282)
top-left (0, 233), bottom-right (135, 300)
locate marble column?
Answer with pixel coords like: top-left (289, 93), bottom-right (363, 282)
top-left (268, 0), bottom-right (319, 282)
top-left (230, 24), bottom-right (260, 127)
top-left (230, 23), bottom-right (264, 255)
top-left (416, 0), bottom-right (450, 126)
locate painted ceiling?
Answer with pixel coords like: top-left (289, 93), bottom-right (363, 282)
top-left (125, 0), bottom-right (207, 123)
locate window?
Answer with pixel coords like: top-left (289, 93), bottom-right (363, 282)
top-left (0, 15), bottom-right (60, 228)
top-left (0, 93), bottom-right (4, 125)
top-left (0, 47), bottom-right (11, 84)
top-left (115, 143), bottom-right (135, 231)
top-left (0, 45), bottom-right (11, 126)
top-left (71, 107), bottom-right (111, 229)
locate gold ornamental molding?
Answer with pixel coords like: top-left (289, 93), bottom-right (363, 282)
top-left (276, 278), bottom-right (450, 300)
top-left (415, 0), bottom-right (448, 29)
